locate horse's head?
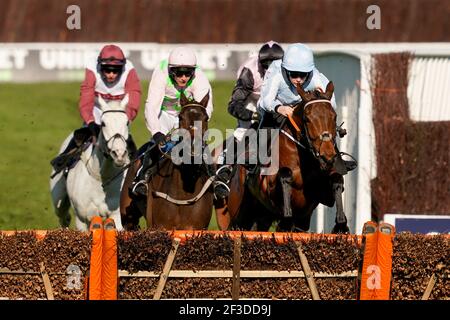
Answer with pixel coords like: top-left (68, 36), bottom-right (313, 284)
top-left (178, 91), bottom-right (209, 136)
top-left (177, 91), bottom-right (209, 158)
top-left (293, 82), bottom-right (337, 171)
top-left (97, 95), bottom-right (130, 167)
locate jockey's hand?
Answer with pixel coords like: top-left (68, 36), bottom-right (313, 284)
top-left (251, 112), bottom-right (261, 122)
top-left (152, 132), bottom-right (166, 145)
top-left (276, 105), bottom-right (294, 117)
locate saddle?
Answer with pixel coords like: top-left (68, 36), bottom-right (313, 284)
top-left (51, 128), bottom-right (138, 178)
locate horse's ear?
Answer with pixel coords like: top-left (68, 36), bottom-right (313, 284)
top-left (324, 81), bottom-right (334, 100)
top-left (180, 91), bottom-right (190, 107)
top-left (296, 84), bottom-right (312, 102)
top-left (120, 94), bottom-right (129, 110)
top-left (199, 91), bottom-right (209, 108)
top-left (98, 95), bottom-right (109, 111)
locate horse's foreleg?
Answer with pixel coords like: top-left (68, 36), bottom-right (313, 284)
top-left (279, 168), bottom-right (293, 218)
top-left (50, 173), bottom-right (71, 228)
top-left (110, 210), bottom-right (124, 231)
top-left (75, 215), bottom-right (88, 232)
top-left (331, 175), bottom-right (350, 234)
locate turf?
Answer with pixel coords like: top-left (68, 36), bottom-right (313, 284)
top-left (0, 81), bottom-right (236, 230)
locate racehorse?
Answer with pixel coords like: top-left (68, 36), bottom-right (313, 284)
top-left (120, 92), bottom-right (215, 230)
top-left (50, 95), bottom-right (130, 231)
top-left (224, 82), bottom-right (350, 233)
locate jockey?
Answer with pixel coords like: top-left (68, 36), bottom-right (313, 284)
top-left (131, 46), bottom-right (228, 198)
top-left (215, 41), bottom-right (284, 190)
top-left (51, 44), bottom-right (141, 172)
top-left (258, 43), bottom-right (356, 172)
top-left (228, 41), bottom-right (284, 138)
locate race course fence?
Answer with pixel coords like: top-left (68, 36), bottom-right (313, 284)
top-left (0, 219), bottom-right (448, 300)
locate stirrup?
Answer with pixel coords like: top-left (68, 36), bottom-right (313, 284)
top-left (216, 165), bottom-right (233, 183)
top-left (131, 180), bottom-right (148, 196)
top-left (213, 181), bottom-right (230, 200)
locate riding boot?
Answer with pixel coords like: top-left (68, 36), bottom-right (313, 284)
top-left (212, 137), bottom-right (239, 199)
top-left (334, 147), bottom-right (358, 175)
top-left (130, 150), bottom-right (153, 197)
top-left (50, 136), bottom-right (79, 172)
top-left (211, 164), bottom-right (234, 200)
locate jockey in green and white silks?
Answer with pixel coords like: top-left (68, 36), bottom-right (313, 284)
top-left (144, 47), bottom-right (213, 139)
top-left (132, 47), bottom-right (221, 197)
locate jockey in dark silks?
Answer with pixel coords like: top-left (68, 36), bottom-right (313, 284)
top-left (51, 44), bottom-right (141, 174)
top-left (214, 41), bottom-right (285, 194)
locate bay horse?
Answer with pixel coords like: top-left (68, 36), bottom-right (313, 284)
top-left (50, 95), bottom-right (130, 231)
top-left (224, 82), bottom-right (350, 233)
top-left (120, 92), bottom-right (215, 230)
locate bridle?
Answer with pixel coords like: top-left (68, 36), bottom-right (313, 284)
top-left (98, 109), bottom-right (128, 158)
top-left (285, 99), bottom-right (337, 169)
top-left (163, 103), bottom-right (209, 159)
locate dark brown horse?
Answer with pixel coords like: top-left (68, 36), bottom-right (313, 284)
top-left (120, 92), bottom-right (215, 230)
top-left (223, 82), bottom-right (350, 233)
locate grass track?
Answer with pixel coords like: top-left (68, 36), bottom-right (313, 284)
top-left (0, 81), bottom-right (236, 229)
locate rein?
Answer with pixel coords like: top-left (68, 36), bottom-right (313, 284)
top-left (149, 103), bottom-right (212, 205)
top-left (283, 99), bottom-right (336, 165)
top-left (151, 176), bottom-right (216, 205)
top-left (82, 109), bottom-right (129, 183)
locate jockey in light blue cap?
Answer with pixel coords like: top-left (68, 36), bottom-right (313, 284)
top-left (282, 43), bottom-right (315, 73)
top-left (258, 43), bottom-right (357, 173)
top-left (258, 43), bottom-right (336, 116)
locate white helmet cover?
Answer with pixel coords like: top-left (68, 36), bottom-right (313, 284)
top-left (168, 47), bottom-right (197, 68)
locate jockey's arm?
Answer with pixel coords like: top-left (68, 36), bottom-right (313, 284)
top-left (228, 67), bottom-right (255, 121)
top-left (79, 69), bottom-right (96, 124)
top-left (124, 69), bottom-right (142, 122)
top-left (258, 72), bottom-right (283, 113)
top-left (192, 70), bottom-right (213, 119)
top-left (144, 67), bottom-right (166, 135)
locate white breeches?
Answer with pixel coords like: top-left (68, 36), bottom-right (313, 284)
top-left (233, 102), bottom-right (257, 142)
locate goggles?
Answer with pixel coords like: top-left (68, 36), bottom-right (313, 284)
top-left (101, 65), bottom-right (122, 74)
top-left (287, 70), bottom-right (310, 79)
top-left (171, 67), bottom-right (195, 78)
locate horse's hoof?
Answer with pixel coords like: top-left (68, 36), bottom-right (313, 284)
top-left (332, 223), bottom-right (350, 234)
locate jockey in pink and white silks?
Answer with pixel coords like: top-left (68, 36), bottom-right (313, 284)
top-left (51, 44), bottom-right (141, 172)
top-left (131, 47), bottom-right (228, 198)
top-left (80, 45), bottom-right (141, 127)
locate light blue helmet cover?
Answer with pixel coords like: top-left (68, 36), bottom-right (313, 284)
top-left (281, 43), bottom-right (315, 73)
